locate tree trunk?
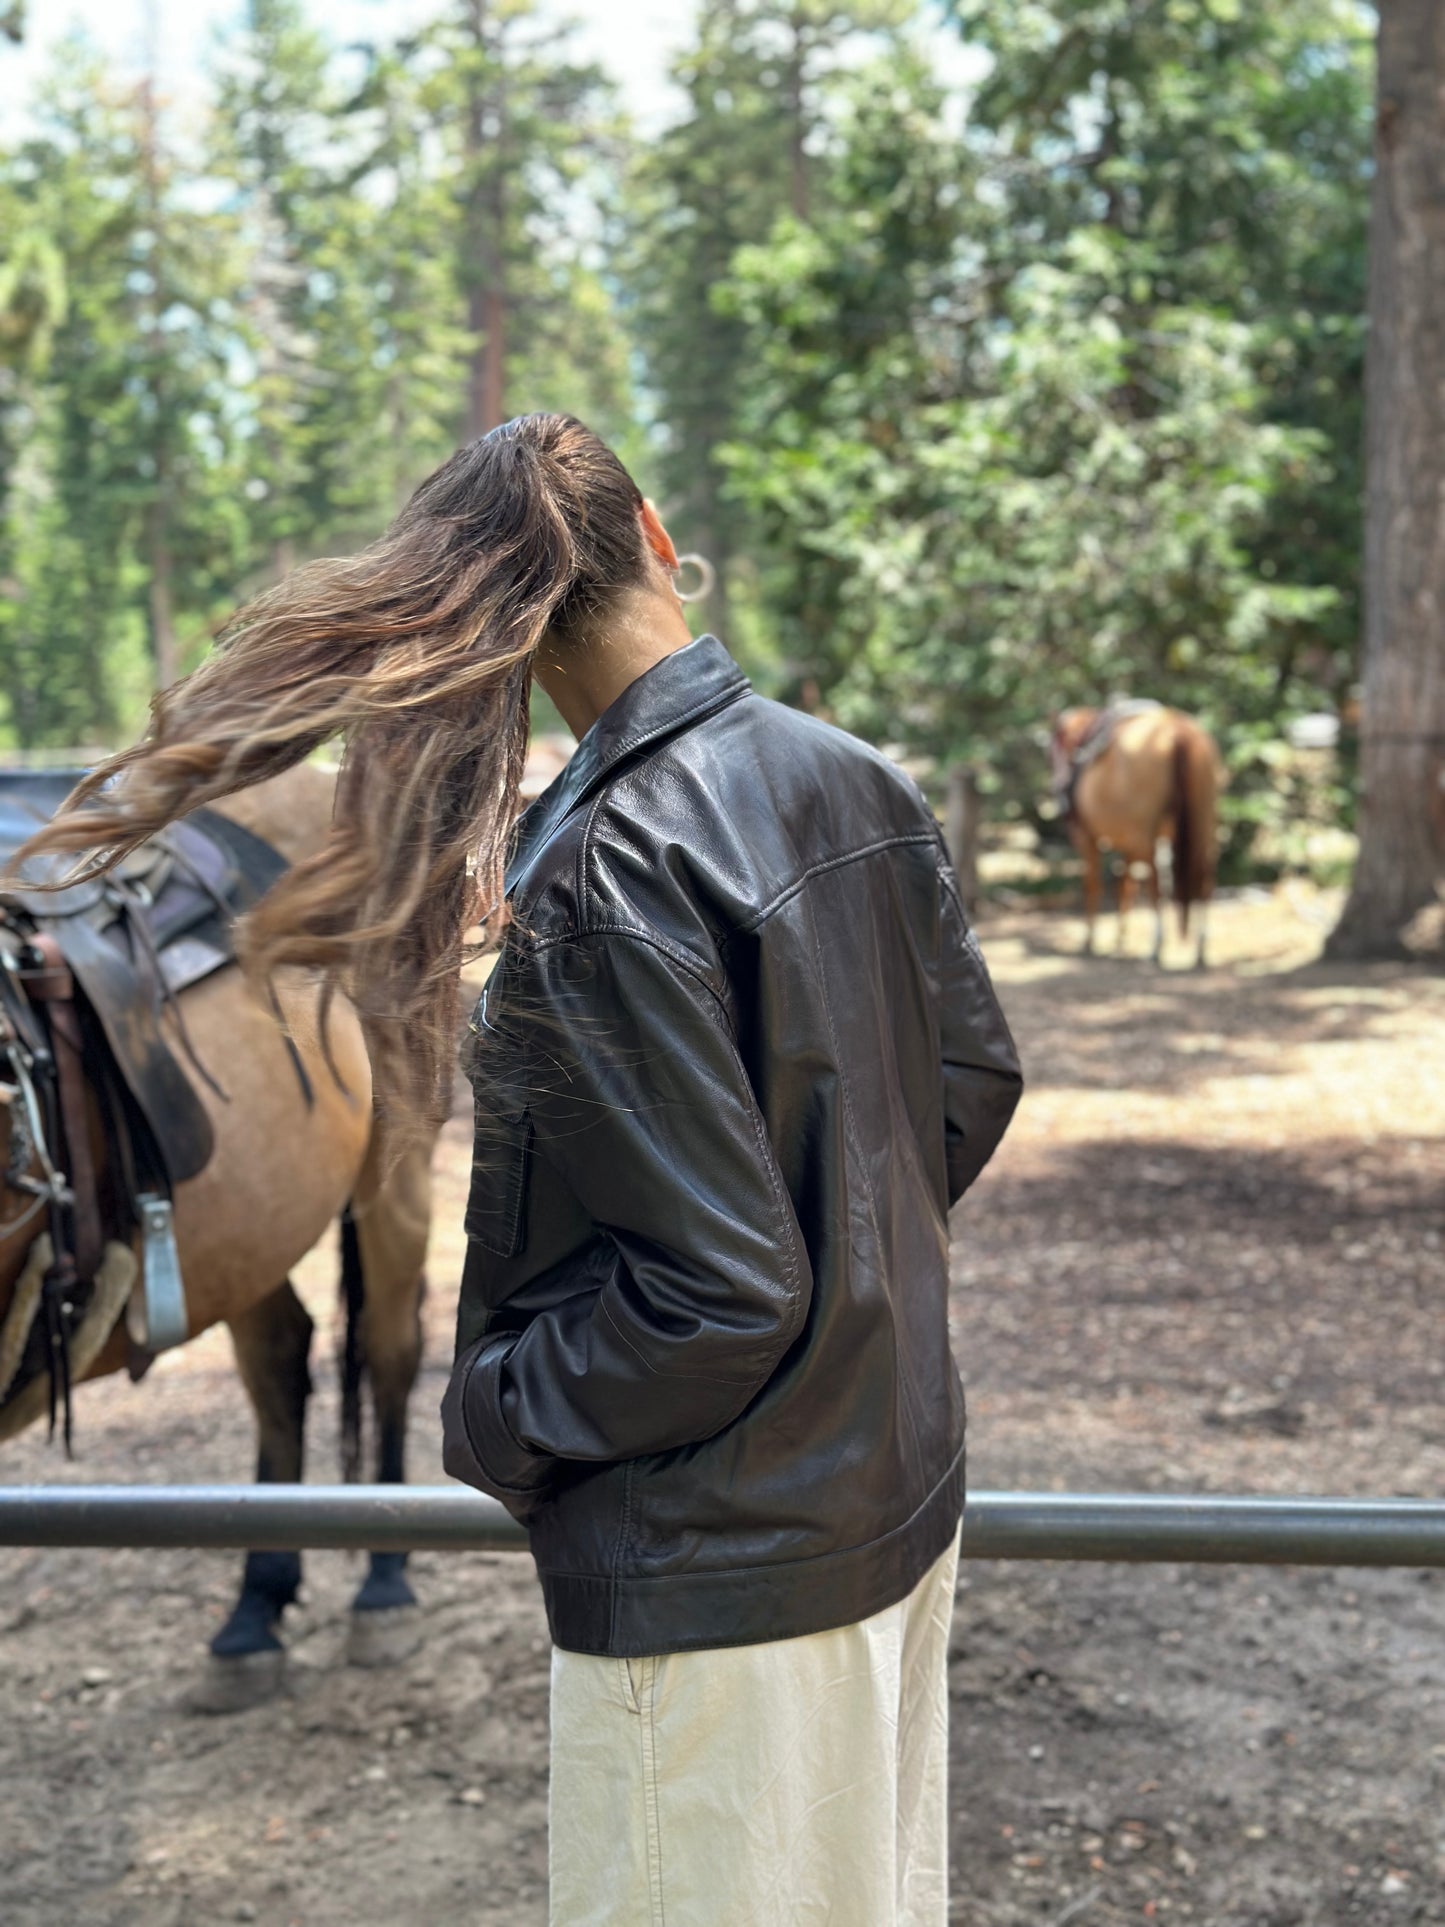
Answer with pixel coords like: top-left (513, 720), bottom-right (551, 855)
top-left (466, 283), bottom-right (489, 440)
top-left (786, 12), bottom-right (809, 221)
top-left (146, 500), bottom-right (179, 691)
top-left (139, 19), bottom-right (179, 694)
top-left (466, 259), bottom-right (506, 439)
top-left (1328, 1), bottom-right (1445, 958)
top-left (464, 0), bottom-right (506, 439)
top-left (692, 511), bottom-right (730, 639)
top-left (944, 765), bottom-right (980, 917)
top-left (480, 282), bottom-right (505, 433)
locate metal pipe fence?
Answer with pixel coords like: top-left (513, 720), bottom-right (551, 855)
top-left (0, 1486), bottom-right (1442, 1566)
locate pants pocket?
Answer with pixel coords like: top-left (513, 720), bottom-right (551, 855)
top-left (619, 1653), bottom-right (658, 1715)
top-left (616, 1657), bottom-right (639, 1714)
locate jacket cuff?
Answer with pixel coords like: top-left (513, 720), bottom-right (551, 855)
top-left (440, 1334), bottom-right (554, 1517)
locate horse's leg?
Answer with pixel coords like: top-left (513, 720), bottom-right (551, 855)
top-left (1147, 856), bottom-right (1165, 966)
top-left (1195, 897), bottom-right (1211, 970)
top-left (1072, 830), bottom-right (1101, 955)
top-left (1115, 865), bottom-right (1135, 954)
top-left (346, 1137), bottom-right (431, 1667)
top-left (195, 1280), bottom-right (313, 1711)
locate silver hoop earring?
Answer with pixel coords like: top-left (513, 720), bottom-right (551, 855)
top-left (671, 552), bottom-right (716, 604)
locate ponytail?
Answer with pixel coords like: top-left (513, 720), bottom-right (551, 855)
top-left (14, 415), bottom-right (649, 1134)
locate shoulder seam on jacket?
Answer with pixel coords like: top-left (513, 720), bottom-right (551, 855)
top-left (741, 830), bottom-right (938, 932)
top-left (528, 923), bottom-right (731, 1022)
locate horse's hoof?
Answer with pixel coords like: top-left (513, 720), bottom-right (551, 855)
top-left (347, 1603), bottom-right (423, 1669)
top-left (188, 1647), bottom-right (287, 1715)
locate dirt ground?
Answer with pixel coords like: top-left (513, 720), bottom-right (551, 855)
top-left (1, 889), bottom-right (1442, 1927)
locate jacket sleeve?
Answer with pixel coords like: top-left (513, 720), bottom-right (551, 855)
top-left (441, 931), bottom-right (814, 1510)
top-left (936, 853), bottom-right (1023, 1206)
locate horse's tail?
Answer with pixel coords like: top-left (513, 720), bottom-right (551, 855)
top-left (1170, 723), bottom-right (1217, 937)
top-left (338, 1204), bottom-right (366, 1483)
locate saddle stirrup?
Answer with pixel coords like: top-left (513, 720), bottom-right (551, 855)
top-left (127, 1192), bottom-right (189, 1352)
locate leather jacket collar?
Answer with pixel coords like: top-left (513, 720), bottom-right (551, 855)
top-left (509, 634), bottom-right (749, 897)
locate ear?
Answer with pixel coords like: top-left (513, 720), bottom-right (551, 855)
top-left (639, 498), bottom-right (680, 573)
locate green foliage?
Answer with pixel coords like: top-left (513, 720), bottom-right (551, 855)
top-left (0, 1), bottom-right (638, 745)
top-left (714, 1), bottom-right (1371, 842)
top-left (0, 0), bottom-right (1375, 866)
top-left (954, 0), bottom-right (1373, 694)
top-left (359, 1), bottom-right (631, 443)
top-left (621, 0), bottom-right (914, 640)
top-left (0, 44), bottom-right (251, 736)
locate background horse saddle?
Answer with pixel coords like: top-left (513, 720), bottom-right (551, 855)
top-left (0, 773), bottom-right (289, 1187)
top-left (1060, 698), bottom-right (1165, 820)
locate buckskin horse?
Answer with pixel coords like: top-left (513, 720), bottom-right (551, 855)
top-left (0, 762), bottom-right (435, 1710)
top-left (1051, 701), bottom-right (1223, 967)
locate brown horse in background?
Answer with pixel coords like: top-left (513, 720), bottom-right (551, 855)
top-left (0, 764), bottom-right (436, 1710)
top-left (1051, 703), bottom-right (1223, 967)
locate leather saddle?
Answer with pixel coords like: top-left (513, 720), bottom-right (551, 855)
top-left (1060, 699), bottom-right (1164, 822)
top-left (0, 773), bottom-right (289, 1188)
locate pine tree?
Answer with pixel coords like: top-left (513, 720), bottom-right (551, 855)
top-left (715, 0), bottom-right (1370, 844)
top-left (0, 41), bottom-right (246, 733)
top-left (954, 0), bottom-right (1373, 708)
top-left (212, 0), bottom-right (337, 578)
top-left (622, 0), bottom-right (906, 642)
top-left (373, 0), bottom-right (627, 445)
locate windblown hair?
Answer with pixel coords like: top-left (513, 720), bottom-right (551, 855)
top-left (15, 414), bottom-right (649, 1134)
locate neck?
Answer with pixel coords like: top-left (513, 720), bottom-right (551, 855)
top-left (534, 589), bottom-right (693, 740)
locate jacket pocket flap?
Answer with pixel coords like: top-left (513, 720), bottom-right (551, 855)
top-left (464, 1108), bottom-right (533, 1257)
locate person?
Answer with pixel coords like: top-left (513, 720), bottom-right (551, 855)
top-left (27, 413), bottom-right (1022, 1925)
top-left (440, 418), bottom-right (1023, 1924)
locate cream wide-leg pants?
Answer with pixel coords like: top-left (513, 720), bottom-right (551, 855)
top-left (547, 1531), bottom-right (961, 1927)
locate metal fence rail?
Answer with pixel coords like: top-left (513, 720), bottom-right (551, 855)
top-left (1, 1486), bottom-right (1442, 1566)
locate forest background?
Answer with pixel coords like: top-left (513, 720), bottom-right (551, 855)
top-left (0, 0), bottom-right (1375, 876)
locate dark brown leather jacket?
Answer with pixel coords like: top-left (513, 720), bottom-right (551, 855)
top-left (441, 636), bottom-right (1022, 1656)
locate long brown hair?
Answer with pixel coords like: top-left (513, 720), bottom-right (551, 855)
top-left (15, 414), bottom-right (648, 1132)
